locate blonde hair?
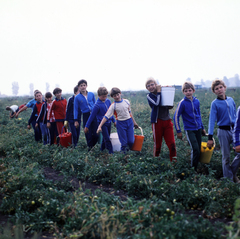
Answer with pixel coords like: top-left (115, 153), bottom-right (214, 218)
top-left (211, 79), bottom-right (226, 93)
top-left (145, 77), bottom-right (157, 89)
top-left (182, 82), bottom-right (195, 92)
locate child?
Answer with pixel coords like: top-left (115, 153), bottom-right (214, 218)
top-left (16, 89), bottom-right (42, 142)
top-left (84, 87), bottom-right (116, 154)
top-left (207, 79), bottom-right (240, 182)
top-left (36, 92), bottom-right (57, 145)
top-left (74, 79), bottom-right (99, 150)
top-left (65, 86), bottom-right (81, 147)
top-left (173, 82), bottom-right (206, 170)
top-left (6, 105), bottom-right (19, 118)
top-left (47, 87), bottom-right (67, 138)
top-left (27, 91), bottom-right (46, 143)
top-left (146, 77), bottom-right (177, 162)
top-left (97, 87), bottom-right (138, 152)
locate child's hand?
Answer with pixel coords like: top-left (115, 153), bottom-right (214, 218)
top-left (84, 127), bottom-right (89, 134)
top-left (35, 123), bottom-right (38, 128)
top-left (156, 85), bottom-right (161, 92)
top-left (64, 121), bottom-right (68, 127)
top-left (114, 122), bottom-right (117, 127)
top-left (96, 127), bottom-right (102, 134)
top-left (235, 145), bottom-right (240, 153)
top-left (202, 129), bottom-right (207, 136)
top-left (27, 125), bottom-right (31, 130)
top-left (207, 140), bottom-right (214, 149)
top-left (74, 121), bottom-right (79, 128)
top-left (134, 124), bottom-right (139, 129)
top-left (177, 132), bottom-right (183, 140)
top-left (47, 122), bottom-right (51, 128)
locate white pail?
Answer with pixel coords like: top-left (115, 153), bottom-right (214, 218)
top-left (161, 87), bottom-right (175, 106)
top-left (110, 132), bottom-right (121, 151)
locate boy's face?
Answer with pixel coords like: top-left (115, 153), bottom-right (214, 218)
top-left (35, 93), bottom-right (42, 102)
top-left (55, 91), bottom-right (62, 100)
top-left (183, 88), bottom-right (195, 100)
top-left (112, 93), bottom-right (121, 101)
top-left (146, 81), bottom-right (157, 93)
top-left (46, 97), bottom-right (52, 103)
top-left (79, 83), bottom-right (87, 93)
top-left (213, 84), bottom-right (226, 99)
top-left (99, 94), bottom-right (108, 102)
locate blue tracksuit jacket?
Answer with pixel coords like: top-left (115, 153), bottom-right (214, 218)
top-left (146, 92), bottom-right (161, 123)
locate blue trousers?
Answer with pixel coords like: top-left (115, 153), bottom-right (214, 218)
top-left (69, 120), bottom-right (80, 147)
top-left (116, 118), bottom-right (135, 152)
top-left (31, 116), bottom-right (42, 142)
top-left (40, 122), bottom-right (49, 145)
top-left (218, 128), bottom-right (240, 181)
top-left (101, 123), bottom-right (113, 154)
top-left (83, 112), bottom-right (99, 149)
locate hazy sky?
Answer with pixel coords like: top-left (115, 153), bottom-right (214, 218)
top-left (1, 0), bottom-right (240, 96)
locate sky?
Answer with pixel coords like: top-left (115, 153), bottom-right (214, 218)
top-left (1, 0), bottom-right (240, 96)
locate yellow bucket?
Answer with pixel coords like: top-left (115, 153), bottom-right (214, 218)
top-left (199, 140), bottom-right (215, 164)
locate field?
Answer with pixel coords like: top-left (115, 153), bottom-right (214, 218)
top-left (1, 88), bottom-right (240, 239)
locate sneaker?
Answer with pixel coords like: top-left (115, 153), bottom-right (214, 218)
top-left (234, 176), bottom-right (240, 183)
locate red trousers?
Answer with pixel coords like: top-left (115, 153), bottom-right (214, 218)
top-left (152, 119), bottom-right (177, 162)
top-left (56, 121), bottom-right (65, 136)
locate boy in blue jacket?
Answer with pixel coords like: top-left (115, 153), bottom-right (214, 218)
top-left (74, 79), bottom-right (99, 149)
top-left (207, 79), bottom-right (240, 182)
top-left (84, 87), bottom-right (116, 154)
top-left (174, 82), bottom-right (206, 170)
top-left (65, 86), bottom-right (81, 147)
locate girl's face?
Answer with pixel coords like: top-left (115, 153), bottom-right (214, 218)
top-left (46, 97), bottom-right (52, 103)
top-left (99, 94), bottom-right (108, 102)
top-left (112, 93), bottom-right (121, 102)
top-left (55, 91), bottom-right (62, 100)
top-left (183, 88), bottom-right (195, 100)
top-left (35, 93), bottom-right (43, 102)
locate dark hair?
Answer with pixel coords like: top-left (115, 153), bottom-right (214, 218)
top-left (77, 79), bottom-right (87, 86)
top-left (45, 92), bottom-right (52, 98)
top-left (110, 87), bottom-right (121, 97)
top-left (97, 87), bottom-right (108, 96)
top-left (74, 85), bottom-right (79, 94)
top-left (53, 87), bottom-right (62, 95)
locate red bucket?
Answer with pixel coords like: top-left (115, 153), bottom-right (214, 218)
top-left (131, 127), bottom-right (144, 151)
top-left (59, 127), bottom-right (72, 147)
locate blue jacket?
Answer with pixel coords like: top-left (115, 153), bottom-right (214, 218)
top-left (146, 92), bottom-right (161, 123)
top-left (74, 92), bottom-right (96, 121)
top-left (66, 95), bottom-right (81, 122)
top-left (234, 106), bottom-right (240, 147)
top-left (173, 96), bottom-right (204, 133)
top-left (208, 96), bottom-right (236, 137)
top-left (85, 98), bottom-right (115, 128)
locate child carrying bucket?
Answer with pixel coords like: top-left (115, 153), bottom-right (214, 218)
top-left (146, 77), bottom-right (177, 162)
top-left (97, 87), bottom-right (138, 152)
top-left (173, 82), bottom-right (206, 170)
top-left (84, 87), bottom-right (116, 154)
top-left (207, 79), bottom-right (240, 183)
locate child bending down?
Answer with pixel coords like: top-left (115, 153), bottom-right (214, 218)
top-left (97, 87), bottom-right (138, 152)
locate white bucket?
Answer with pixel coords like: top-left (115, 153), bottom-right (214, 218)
top-left (110, 132), bottom-right (121, 152)
top-left (161, 87), bottom-right (175, 106)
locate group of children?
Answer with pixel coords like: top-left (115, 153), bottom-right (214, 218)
top-left (8, 77), bottom-right (240, 183)
top-left (145, 77), bottom-right (240, 183)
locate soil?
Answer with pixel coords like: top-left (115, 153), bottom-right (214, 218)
top-left (0, 166), bottom-right (233, 239)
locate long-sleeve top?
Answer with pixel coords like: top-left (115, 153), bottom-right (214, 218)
top-left (85, 98), bottom-right (115, 128)
top-left (208, 96), bottom-right (236, 140)
top-left (28, 101), bottom-right (45, 125)
top-left (26, 98), bottom-right (37, 116)
top-left (36, 102), bottom-right (55, 124)
top-left (47, 97), bottom-right (67, 122)
top-left (66, 95), bottom-right (81, 121)
top-left (234, 106), bottom-right (240, 147)
top-left (74, 92), bottom-right (96, 121)
top-left (146, 92), bottom-right (161, 123)
top-left (173, 96), bottom-right (204, 133)
top-left (104, 99), bottom-right (132, 121)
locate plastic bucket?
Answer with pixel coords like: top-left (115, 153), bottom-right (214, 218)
top-left (199, 139), bottom-right (215, 164)
top-left (59, 126), bottom-right (72, 147)
top-left (110, 132), bottom-right (121, 152)
top-left (161, 87), bottom-right (175, 106)
top-left (131, 127), bottom-right (144, 151)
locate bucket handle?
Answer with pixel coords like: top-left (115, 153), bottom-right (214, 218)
top-left (202, 134), bottom-right (215, 149)
top-left (57, 126), bottom-right (67, 138)
top-left (135, 127), bottom-right (143, 136)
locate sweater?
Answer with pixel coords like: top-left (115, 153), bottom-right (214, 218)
top-left (47, 97), bottom-right (67, 122)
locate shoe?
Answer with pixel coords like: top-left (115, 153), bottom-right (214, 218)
top-left (234, 176), bottom-right (240, 183)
